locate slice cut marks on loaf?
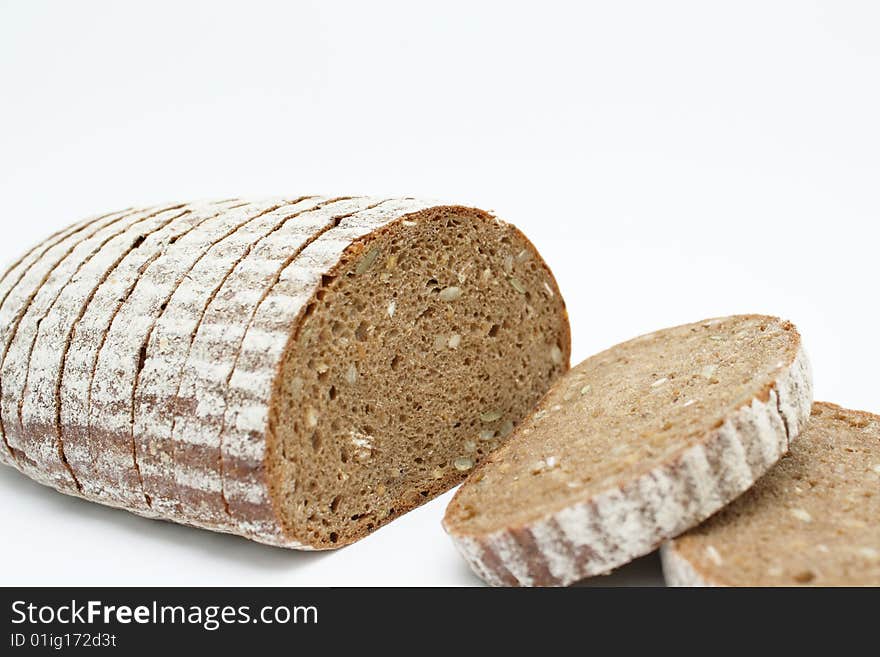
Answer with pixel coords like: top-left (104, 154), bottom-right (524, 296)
top-left (4, 202), bottom-right (165, 486)
top-left (87, 198), bottom-right (309, 511)
top-left (135, 196), bottom-right (330, 521)
top-left (0, 205), bottom-right (158, 475)
top-left (160, 197), bottom-right (380, 532)
top-left (135, 192), bottom-right (331, 524)
top-left (662, 402), bottom-right (880, 587)
top-left (443, 315), bottom-right (813, 586)
top-left (0, 207), bottom-right (133, 468)
top-left (42, 199), bottom-right (266, 504)
top-left (0, 198), bottom-right (570, 550)
top-left (13, 201), bottom-right (243, 494)
top-left (57, 204), bottom-right (208, 493)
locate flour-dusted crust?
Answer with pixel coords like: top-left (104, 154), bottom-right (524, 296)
top-left (56, 203), bottom-right (213, 493)
top-left (220, 198), bottom-right (434, 544)
top-left (10, 203), bottom-right (233, 490)
top-left (0, 208), bottom-right (123, 310)
top-left (159, 198), bottom-right (383, 533)
top-left (132, 197), bottom-right (322, 515)
top-left (0, 206), bottom-right (149, 472)
top-left (24, 199), bottom-right (257, 499)
top-left (659, 542), bottom-right (714, 586)
top-left (132, 197), bottom-right (330, 518)
top-left (444, 336), bottom-right (813, 586)
top-left (4, 205), bottom-right (156, 482)
top-left (86, 199), bottom-right (298, 509)
top-left (0, 209), bottom-right (127, 467)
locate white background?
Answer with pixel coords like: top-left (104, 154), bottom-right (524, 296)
top-left (0, 1), bottom-right (878, 586)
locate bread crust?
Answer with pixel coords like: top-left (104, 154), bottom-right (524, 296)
top-left (18, 201), bottom-right (252, 496)
top-left (444, 326), bottom-right (812, 586)
top-left (0, 206), bottom-right (156, 474)
top-left (132, 198), bottom-right (319, 519)
top-left (142, 197), bottom-right (368, 526)
top-left (0, 209), bottom-right (125, 467)
top-left (660, 542), bottom-right (716, 586)
top-left (47, 203), bottom-right (218, 495)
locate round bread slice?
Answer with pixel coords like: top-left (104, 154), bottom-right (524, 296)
top-left (443, 315), bottom-right (813, 586)
top-left (662, 402), bottom-right (880, 587)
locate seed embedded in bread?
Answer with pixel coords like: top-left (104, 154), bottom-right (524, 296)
top-left (439, 286), bottom-right (462, 301)
top-left (663, 402), bottom-right (880, 587)
top-left (443, 315), bottom-right (812, 586)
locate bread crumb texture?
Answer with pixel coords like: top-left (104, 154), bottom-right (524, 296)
top-left (665, 402), bottom-right (880, 586)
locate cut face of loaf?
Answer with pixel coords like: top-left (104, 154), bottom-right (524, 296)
top-left (0, 197), bottom-right (570, 549)
top-left (663, 402), bottom-right (880, 587)
top-left (443, 315), bottom-right (813, 586)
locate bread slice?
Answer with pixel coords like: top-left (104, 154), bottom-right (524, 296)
top-left (662, 402), bottom-right (880, 586)
top-left (1, 198), bottom-right (570, 549)
top-left (443, 315), bottom-right (813, 586)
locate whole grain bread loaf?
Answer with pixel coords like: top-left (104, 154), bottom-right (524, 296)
top-left (0, 197), bottom-right (570, 548)
top-left (443, 315), bottom-right (812, 585)
top-left (662, 402), bottom-right (880, 586)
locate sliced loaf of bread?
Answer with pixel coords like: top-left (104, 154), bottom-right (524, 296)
top-left (443, 315), bottom-right (812, 585)
top-left (0, 198), bottom-right (570, 548)
top-left (663, 402), bottom-right (880, 586)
